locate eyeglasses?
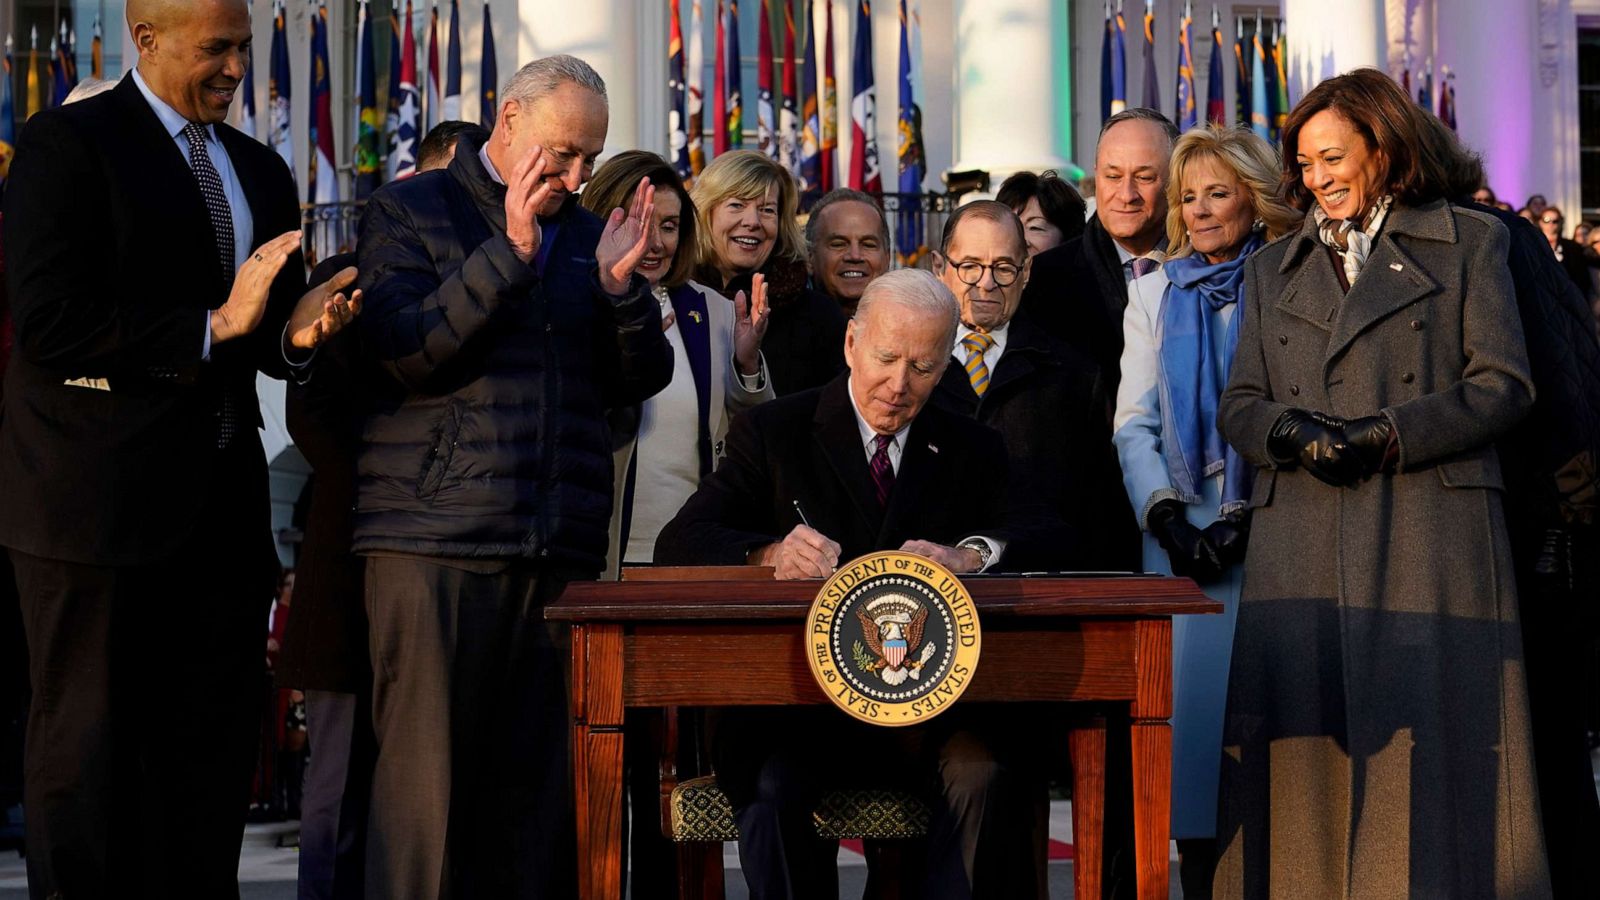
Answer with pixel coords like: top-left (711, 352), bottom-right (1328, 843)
top-left (953, 261), bottom-right (1022, 287)
top-left (1542, 216), bottom-right (1564, 225)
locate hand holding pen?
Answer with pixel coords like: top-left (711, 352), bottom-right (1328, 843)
top-left (746, 501), bottom-right (841, 579)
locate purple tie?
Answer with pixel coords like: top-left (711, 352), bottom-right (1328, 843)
top-left (869, 433), bottom-right (896, 507)
top-left (1129, 256), bottom-right (1160, 279)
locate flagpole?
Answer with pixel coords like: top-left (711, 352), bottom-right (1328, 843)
top-left (687, 0), bottom-right (704, 174)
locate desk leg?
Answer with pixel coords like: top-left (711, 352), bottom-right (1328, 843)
top-left (573, 623), bottom-right (626, 900)
top-left (1130, 620), bottom-right (1173, 900)
top-left (1068, 716), bottom-right (1107, 900)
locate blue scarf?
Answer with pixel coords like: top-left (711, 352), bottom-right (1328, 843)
top-left (1157, 235), bottom-right (1261, 515)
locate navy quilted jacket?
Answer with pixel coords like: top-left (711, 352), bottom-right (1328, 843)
top-left (1480, 206), bottom-right (1600, 537)
top-left (351, 136), bottom-right (672, 570)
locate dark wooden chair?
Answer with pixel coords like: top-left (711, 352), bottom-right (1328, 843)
top-left (622, 567), bottom-right (930, 900)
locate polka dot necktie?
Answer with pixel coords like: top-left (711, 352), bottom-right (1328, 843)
top-left (182, 123), bottom-right (242, 448)
top-left (869, 433), bottom-right (896, 508)
top-left (961, 331), bottom-right (996, 398)
top-left (183, 123), bottom-right (235, 285)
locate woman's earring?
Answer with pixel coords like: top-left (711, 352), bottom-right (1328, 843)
top-left (1252, 218), bottom-right (1266, 232)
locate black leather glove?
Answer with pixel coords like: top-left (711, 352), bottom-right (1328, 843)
top-left (1343, 414), bottom-right (1397, 477)
top-left (1148, 499), bottom-right (1225, 582)
top-left (1268, 409), bottom-right (1364, 486)
top-left (1201, 509), bottom-right (1251, 568)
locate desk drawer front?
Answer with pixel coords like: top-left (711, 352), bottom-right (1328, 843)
top-left (622, 620), bottom-right (1139, 707)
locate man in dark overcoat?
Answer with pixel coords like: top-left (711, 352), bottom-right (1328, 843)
top-left (1018, 108), bottom-right (1177, 402)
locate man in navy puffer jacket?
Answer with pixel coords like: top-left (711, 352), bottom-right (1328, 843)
top-left (352, 54), bottom-right (671, 899)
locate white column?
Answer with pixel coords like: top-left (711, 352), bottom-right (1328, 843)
top-left (512, 0), bottom-right (645, 161)
top-left (951, 0), bottom-right (1073, 180)
top-left (1438, 0), bottom-right (1579, 220)
top-left (1280, 0), bottom-right (1385, 103)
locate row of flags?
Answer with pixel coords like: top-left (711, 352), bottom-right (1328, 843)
top-left (667, 2), bottom-right (924, 260)
top-left (1402, 58), bottom-right (1457, 131)
top-left (1102, 2), bottom-right (1460, 144)
top-left (1, 18), bottom-right (105, 185)
top-left (1102, 2), bottom-right (1288, 144)
top-left (241, 0), bottom-right (499, 206)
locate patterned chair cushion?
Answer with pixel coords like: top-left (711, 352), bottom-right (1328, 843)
top-left (668, 775), bottom-right (930, 843)
top-left (670, 776), bottom-right (740, 842)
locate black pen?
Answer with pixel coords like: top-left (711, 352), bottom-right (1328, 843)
top-left (792, 500), bottom-right (813, 528)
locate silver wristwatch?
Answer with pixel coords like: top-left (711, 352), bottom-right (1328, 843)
top-left (956, 538), bottom-right (993, 571)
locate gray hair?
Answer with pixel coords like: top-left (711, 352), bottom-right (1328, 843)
top-left (501, 54), bottom-right (608, 110)
top-left (1097, 107), bottom-right (1179, 145)
top-left (64, 77), bottom-right (116, 105)
top-left (938, 199), bottom-right (1026, 257)
top-left (854, 269), bottom-right (960, 352)
top-left (805, 187), bottom-right (889, 249)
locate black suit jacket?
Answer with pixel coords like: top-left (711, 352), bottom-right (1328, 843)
top-left (1554, 237), bottom-right (1594, 301)
top-left (1018, 214), bottom-right (1130, 401)
top-left (0, 75), bottom-right (305, 578)
top-left (931, 315), bottom-right (1141, 571)
top-left (655, 374), bottom-right (1063, 570)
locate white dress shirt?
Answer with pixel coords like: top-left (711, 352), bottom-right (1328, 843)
top-left (479, 144), bottom-right (504, 184)
top-left (846, 375), bottom-right (912, 473)
top-left (843, 377), bottom-right (1002, 570)
top-left (954, 321), bottom-right (1009, 379)
top-left (1114, 239), bottom-right (1167, 284)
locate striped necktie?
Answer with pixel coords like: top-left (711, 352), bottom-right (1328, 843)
top-left (960, 331), bottom-right (996, 398)
top-left (1129, 256), bottom-right (1160, 279)
top-left (182, 123), bottom-right (243, 448)
top-left (869, 433), bottom-right (896, 507)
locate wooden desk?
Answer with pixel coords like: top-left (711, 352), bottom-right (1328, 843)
top-left (547, 572), bottom-right (1219, 900)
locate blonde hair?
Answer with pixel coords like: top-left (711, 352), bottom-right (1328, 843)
top-left (689, 150), bottom-right (805, 271)
top-left (1164, 125), bottom-right (1302, 258)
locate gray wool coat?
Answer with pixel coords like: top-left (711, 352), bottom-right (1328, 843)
top-left (1215, 199), bottom-right (1552, 899)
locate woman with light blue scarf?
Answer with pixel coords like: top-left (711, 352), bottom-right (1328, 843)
top-left (1111, 125), bottom-right (1300, 896)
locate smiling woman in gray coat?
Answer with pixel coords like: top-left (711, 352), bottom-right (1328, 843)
top-left (1215, 69), bottom-right (1552, 898)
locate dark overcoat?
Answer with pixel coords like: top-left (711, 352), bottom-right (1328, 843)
top-left (1215, 200), bottom-right (1551, 898)
top-left (929, 313), bottom-right (1140, 571)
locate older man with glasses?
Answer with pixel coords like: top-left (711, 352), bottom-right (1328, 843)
top-left (929, 201), bottom-right (1138, 574)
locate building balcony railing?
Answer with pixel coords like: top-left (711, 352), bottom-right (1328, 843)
top-left (301, 191), bottom-right (954, 271)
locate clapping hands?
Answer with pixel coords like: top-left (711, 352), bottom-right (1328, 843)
top-left (732, 274), bottom-right (770, 376)
top-left (287, 265), bottom-right (363, 350)
top-left (597, 176), bottom-right (658, 296)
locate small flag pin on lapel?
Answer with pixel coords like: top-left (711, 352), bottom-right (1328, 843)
top-left (1389, 262), bottom-right (1404, 272)
top-left (688, 310), bottom-right (703, 323)
top-left (928, 443), bottom-right (939, 454)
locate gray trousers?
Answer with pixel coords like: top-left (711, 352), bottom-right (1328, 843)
top-left (363, 556), bottom-right (575, 900)
top-left (298, 690), bottom-right (373, 900)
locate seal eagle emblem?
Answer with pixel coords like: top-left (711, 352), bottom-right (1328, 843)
top-left (855, 595), bottom-right (936, 685)
top-left (806, 551), bottom-right (982, 726)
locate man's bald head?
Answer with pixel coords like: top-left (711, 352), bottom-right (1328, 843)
top-left (128, 0), bottom-right (246, 31)
top-left (130, 0), bottom-right (252, 126)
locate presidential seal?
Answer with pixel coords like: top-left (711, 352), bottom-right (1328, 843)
top-left (806, 551), bottom-right (981, 726)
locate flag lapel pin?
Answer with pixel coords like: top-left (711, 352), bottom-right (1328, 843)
top-left (689, 310), bottom-right (704, 324)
